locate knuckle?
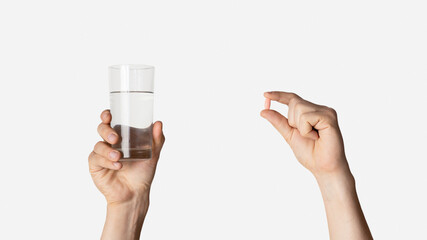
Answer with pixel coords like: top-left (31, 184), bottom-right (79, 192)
top-left (290, 93), bottom-right (302, 101)
top-left (298, 116), bottom-right (309, 133)
top-left (294, 101), bottom-right (304, 111)
top-left (288, 92), bottom-right (298, 98)
top-left (300, 112), bottom-right (308, 121)
top-left (97, 123), bottom-right (104, 133)
top-left (94, 141), bottom-right (104, 150)
top-left (288, 98), bottom-right (298, 108)
top-left (287, 117), bottom-right (295, 126)
top-left (289, 94), bottom-right (302, 105)
top-left (327, 107), bottom-right (338, 118)
top-left (88, 151), bottom-right (95, 162)
top-left (322, 108), bottom-right (338, 126)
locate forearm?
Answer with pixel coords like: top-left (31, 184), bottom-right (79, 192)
top-left (316, 169), bottom-right (372, 240)
top-left (101, 194), bottom-right (150, 240)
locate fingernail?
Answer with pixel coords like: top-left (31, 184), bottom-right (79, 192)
top-left (109, 151), bottom-right (119, 160)
top-left (108, 133), bottom-right (118, 143)
top-left (113, 162), bottom-right (121, 168)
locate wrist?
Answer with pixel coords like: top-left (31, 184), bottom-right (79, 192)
top-left (315, 169), bottom-right (356, 203)
top-left (107, 195), bottom-right (150, 218)
top-left (102, 194), bottom-right (150, 240)
top-left (313, 165), bottom-right (373, 239)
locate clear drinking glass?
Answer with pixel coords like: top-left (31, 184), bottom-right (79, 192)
top-left (109, 64), bottom-right (154, 161)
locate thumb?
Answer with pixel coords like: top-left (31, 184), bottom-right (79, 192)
top-left (151, 121), bottom-right (165, 161)
top-left (260, 109), bottom-right (293, 142)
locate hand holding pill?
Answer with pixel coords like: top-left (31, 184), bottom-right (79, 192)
top-left (260, 91), bottom-right (349, 177)
top-left (260, 91), bottom-right (372, 239)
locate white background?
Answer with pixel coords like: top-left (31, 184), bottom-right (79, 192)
top-left (0, 0), bottom-right (426, 239)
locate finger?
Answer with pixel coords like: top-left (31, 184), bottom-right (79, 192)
top-left (264, 91), bottom-right (302, 128)
top-left (299, 111), bottom-right (337, 133)
top-left (88, 151), bottom-right (122, 172)
top-left (291, 101), bottom-right (318, 128)
top-left (100, 110), bottom-right (112, 124)
top-left (93, 141), bottom-right (121, 161)
top-left (153, 121), bottom-right (165, 147)
top-left (152, 121), bottom-right (165, 159)
top-left (260, 109), bottom-right (293, 142)
top-left (97, 122), bottom-right (119, 145)
top-left (287, 100), bottom-right (297, 127)
top-left (298, 112), bottom-right (320, 141)
top-left (264, 91), bottom-right (301, 105)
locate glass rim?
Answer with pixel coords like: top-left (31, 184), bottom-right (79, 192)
top-left (109, 64), bottom-right (154, 70)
